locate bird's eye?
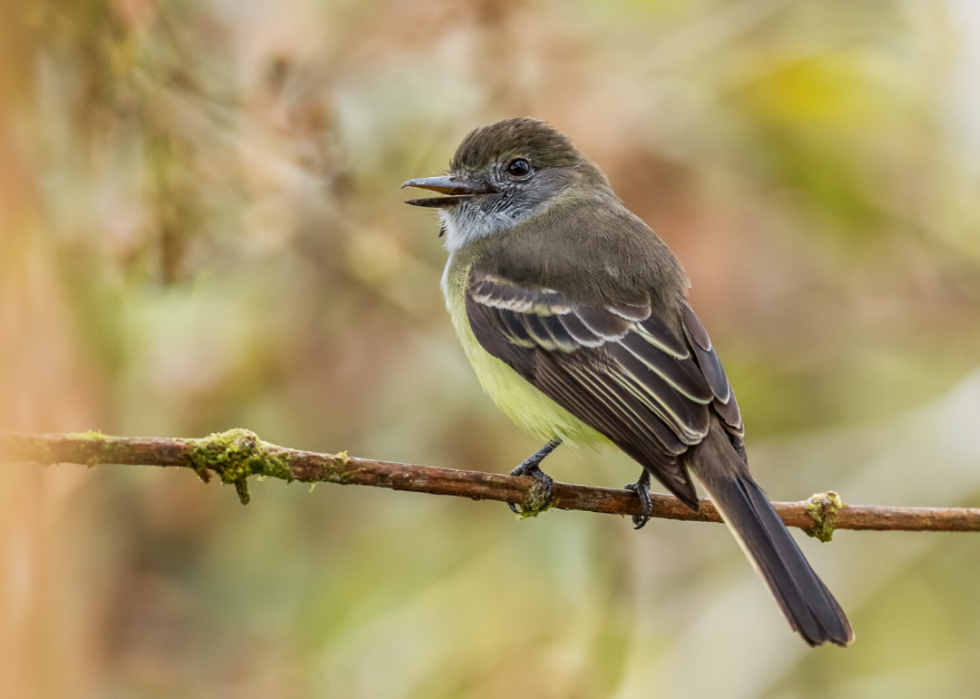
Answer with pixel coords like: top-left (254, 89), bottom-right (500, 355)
top-left (506, 158), bottom-right (531, 178)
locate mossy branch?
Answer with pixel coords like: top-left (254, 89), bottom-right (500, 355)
top-left (2, 429), bottom-right (980, 538)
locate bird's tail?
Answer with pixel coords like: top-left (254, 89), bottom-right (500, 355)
top-left (686, 422), bottom-right (854, 647)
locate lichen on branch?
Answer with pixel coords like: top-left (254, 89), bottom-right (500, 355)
top-left (186, 428), bottom-right (294, 505)
top-left (805, 491), bottom-right (844, 542)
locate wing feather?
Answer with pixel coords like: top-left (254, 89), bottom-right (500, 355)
top-left (679, 301), bottom-right (743, 439)
top-left (635, 314), bottom-right (690, 358)
top-left (714, 385), bottom-right (742, 433)
top-left (681, 301), bottom-right (730, 402)
top-left (604, 344), bottom-right (710, 444)
top-left (608, 302), bottom-right (652, 322)
top-left (618, 333), bottom-right (712, 402)
top-left (495, 307), bottom-right (537, 348)
top-left (556, 313), bottom-right (604, 347)
top-left (576, 307), bottom-right (632, 340)
top-left (539, 314), bottom-right (579, 352)
top-left (521, 312), bottom-right (559, 350)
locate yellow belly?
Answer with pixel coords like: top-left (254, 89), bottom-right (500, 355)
top-left (443, 257), bottom-right (610, 446)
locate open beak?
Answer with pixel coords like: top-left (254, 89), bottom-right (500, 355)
top-left (401, 175), bottom-right (497, 208)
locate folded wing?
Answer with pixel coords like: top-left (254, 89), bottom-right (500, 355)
top-left (466, 269), bottom-right (742, 509)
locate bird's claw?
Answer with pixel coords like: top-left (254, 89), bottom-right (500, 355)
top-left (508, 438), bottom-right (561, 515)
top-left (508, 461), bottom-right (555, 514)
top-left (625, 470), bottom-right (653, 529)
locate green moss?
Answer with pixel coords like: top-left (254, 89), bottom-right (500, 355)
top-left (515, 482), bottom-right (556, 520)
top-left (66, 430), bottom-right (124, 467)
top-left (67, 430), bottom-right (110, 442)
top-left (186, 428), bottom-right (294, 506)
top-left (805, 491), bottom-right (844, 542)
top-left (311, 451), bottom-right (355, 485)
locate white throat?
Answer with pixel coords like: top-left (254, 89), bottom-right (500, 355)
top-left (439, 204), bottom-right (530, 253)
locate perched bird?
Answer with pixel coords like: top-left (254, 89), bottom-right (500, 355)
top-left (403, 117), bottom-right (853, 647)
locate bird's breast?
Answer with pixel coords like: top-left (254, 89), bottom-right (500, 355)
top-left (441, 254), bottom-right (608, 446)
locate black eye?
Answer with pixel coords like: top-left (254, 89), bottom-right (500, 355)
top-left (507, 158), bottom-right (531, 178)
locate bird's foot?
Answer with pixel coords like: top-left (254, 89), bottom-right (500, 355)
top-left (625, 470), bottom-right (653, 529)
top-left (509, 438), bottom-right (561, 515)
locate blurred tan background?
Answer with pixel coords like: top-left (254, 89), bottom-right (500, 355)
top-left (3, 0), bottom-right (980, 697)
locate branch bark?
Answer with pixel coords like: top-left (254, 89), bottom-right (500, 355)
top-left (2, 429), bottom-right (978, 539)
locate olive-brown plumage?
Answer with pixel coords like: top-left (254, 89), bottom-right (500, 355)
top-left (404, 117), bottom-right (854, 646)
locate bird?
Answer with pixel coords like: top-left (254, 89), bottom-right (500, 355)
top-left (402, 117), bottom-right (853, 647)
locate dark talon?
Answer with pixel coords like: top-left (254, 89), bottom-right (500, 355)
top-left (625, 469), bottom-right (653, 529)
top-left (509, 438), bottom-right (561, 514)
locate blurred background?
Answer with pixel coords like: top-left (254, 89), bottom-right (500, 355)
top-left (3, 0), bottom-right (980, 696)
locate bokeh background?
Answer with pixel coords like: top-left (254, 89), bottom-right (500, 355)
top-left (3, 0), bottom-right (980, 697)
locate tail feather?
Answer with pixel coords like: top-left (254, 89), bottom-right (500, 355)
top-left (688, 424), bottom-right (854, 647)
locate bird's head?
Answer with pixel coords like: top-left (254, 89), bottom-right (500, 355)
top-left (403, 118), bottom-right (610, 250)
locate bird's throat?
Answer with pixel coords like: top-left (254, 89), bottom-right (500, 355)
top-left (439, 203), bottom-right (529, 253)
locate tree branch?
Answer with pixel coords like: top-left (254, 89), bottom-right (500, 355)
top-left (2, 429), bottom-right (978, 540)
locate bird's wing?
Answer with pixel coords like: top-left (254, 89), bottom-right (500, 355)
top-left (466, 268), bottom-right (742, 508)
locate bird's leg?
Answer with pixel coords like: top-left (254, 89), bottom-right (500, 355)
top-left (625, 469), bottom-right (653, 529)
top-left (509, 437), bottom-right (562, 514)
